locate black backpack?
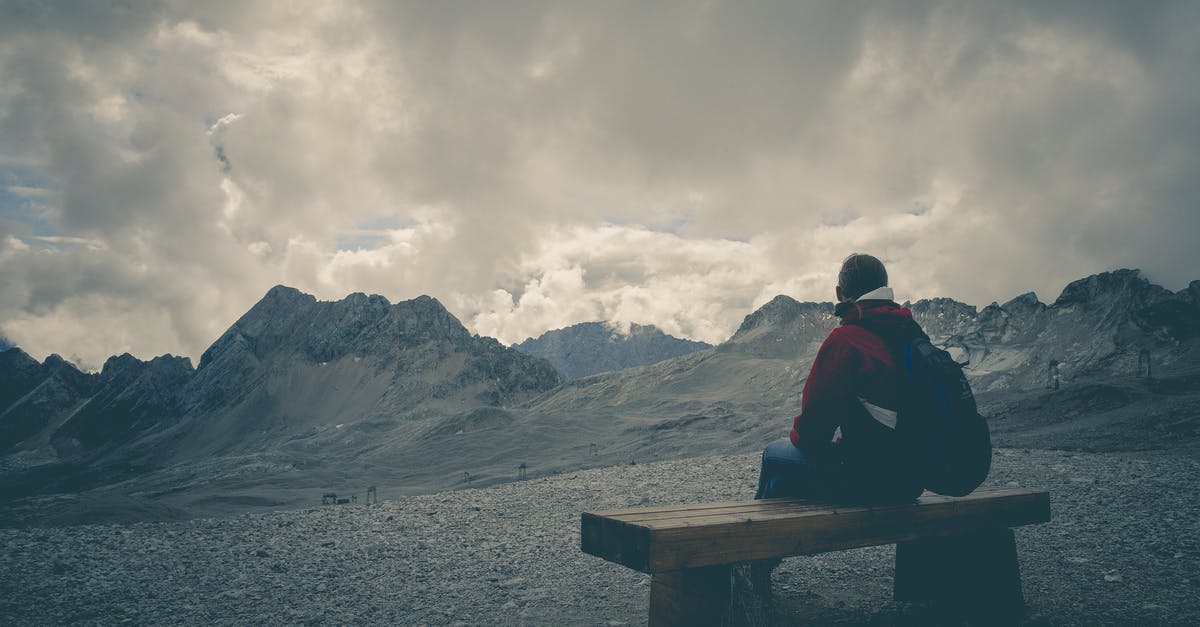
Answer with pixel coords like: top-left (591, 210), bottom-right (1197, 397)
top-left (847, 317), bottom-right (992, 497)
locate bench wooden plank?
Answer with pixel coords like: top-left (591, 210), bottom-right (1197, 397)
top-left (588, 499), bottom-right (769, 518)
top-left (591, 487), bottom-right (1034, 524)
top-left (637, 488), bottom-right (1040, 529)
top-left (593, 487), bottom-right (1030, 522)
top-left (618, 502), bottom-right (838, 524)
top-left (582, 488), bottom-right (1049, 572)
top-left (589, 487), bottom-right (1038, 526)
top-left (601, 500), bottom-right (837, 524)
top-left (650, 495), bottom-right (1048, 571)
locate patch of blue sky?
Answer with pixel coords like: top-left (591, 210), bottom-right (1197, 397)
top-left (599, 213), bottom-right (691, 235)
top-left (0, 165), bottom-right (60, 237)
top-left (334, 216), bottom-right (421, 251)
top-left (907, 201), bottom-right (932, 216)
top-left (648, 214), bottom-right (690, 235)
top-left (213, 143), bottom-right (231, 173)
top-left (203, 111), bottom-right (225, 128)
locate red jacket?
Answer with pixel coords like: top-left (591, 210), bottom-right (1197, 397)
top-left (789, 301), bottom-right (914, 456)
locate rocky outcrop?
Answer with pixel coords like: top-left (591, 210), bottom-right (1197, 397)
top-left (183, 287), bottom-right (559, 423)
top-left (0, 348), bottom-right (46, 411)
top-left (0, 353), bottom-right (96, 451)
top-left (907, 297), bottom-right (978, 338)
top-left (910, 270), bottom-right (1200, 391)
top-left (51, 354), bottom-right (194, 458)
top-left (724, 297), bottom-right (835, 359)
top-left (513, 322), bottom-right (710, 380)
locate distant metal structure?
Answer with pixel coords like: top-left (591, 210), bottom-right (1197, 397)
top-left (1046, 360), bottom-right (1060, 390)
top-left (337, 498), bottom-right (350, 505)
top-left (1138, 349), bottom-right (1153, 379)
top-left (518, 463), bottom-right (527, 480)
top-left (366, 485), bottom-right (378, 505)
top-left (322, 492), bottom-right (337, 505)
top-left (351, 494), bottom-right (358, 504)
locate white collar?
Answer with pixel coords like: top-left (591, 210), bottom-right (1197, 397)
top-left (856, 286), bottom-right (894, 301)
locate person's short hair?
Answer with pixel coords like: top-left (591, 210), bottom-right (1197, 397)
top-left (838, 253), bottom-right (888, 300)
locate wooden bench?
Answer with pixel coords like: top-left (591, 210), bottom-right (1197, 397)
top-left (581, 487), bottom-right (1051, 626)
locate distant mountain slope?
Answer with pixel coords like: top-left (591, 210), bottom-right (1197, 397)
top-left (159, 286), bottom-right (560, 461)
top-left (0, 287), bottom-right (562, 519)
top-left (51, 354), bottom-right (195, 459)
top-left (0, 351), bottom-right (98, 453)
top-left (513, 322), bottom-right (711, 379)
top-left (909, 269), bottom-right (1200, 391)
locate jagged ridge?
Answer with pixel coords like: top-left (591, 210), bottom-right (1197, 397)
top-left (513, 322), bottom-right (711, 380)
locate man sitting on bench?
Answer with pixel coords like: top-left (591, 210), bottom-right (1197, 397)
top-left (757, 252), bottom-right (930, 504)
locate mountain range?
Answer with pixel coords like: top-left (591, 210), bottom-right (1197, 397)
top-left (512, 321), bottom-right (711, 379)
top-left (1, 269), bottom-right (1197, 526)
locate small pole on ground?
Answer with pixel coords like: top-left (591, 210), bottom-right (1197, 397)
top-left (1138, 349), bottom-right (1152, 379)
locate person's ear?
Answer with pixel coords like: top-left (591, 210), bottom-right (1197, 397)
top-left (836, 286), bottom-right (845, 302)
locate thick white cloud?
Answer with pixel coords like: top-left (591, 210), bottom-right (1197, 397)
top-left (458, 224), bottom-right (766, 345)
top-left (0, 1), bottom-right (1197, 369)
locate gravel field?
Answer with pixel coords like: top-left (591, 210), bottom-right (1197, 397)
top-left (1, 446), bottom-right (1198, 626)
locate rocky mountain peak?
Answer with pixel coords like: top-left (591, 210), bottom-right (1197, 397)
top-left (625, 323), bottom-right (658, 337)
top-left (1002, 292), bottom-right (1045, 312)
top-left (1183, 281), bottom-right (1200, 306)
top-left (262, 284), bottom-right (314, 305)
top-left (733, 296), bottom-right (832, 338)
top-left (1, 346), bottom-right (39, 372)
top-left (512, 321), bottom-right (710, 380)
top-left (42, 353), bottom-right (76, 371)
top-left (1052, 269), bottom-right (1172, 308)
top-left (905, 297), bottom-right (978, 338)
top-left (379, 293), bottom-right (472, 345)
top-left (906, 297), bottom-right (978, 317)
top-left (231, 285), bottom-right (318, 337)
top-left (99, 353), bottom-right (145, 385)
top-left (0, 347), bottom-right (46, 411)
top-left (146, 354), bottom-right (195, 377)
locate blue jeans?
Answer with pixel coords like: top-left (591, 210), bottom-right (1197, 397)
top-left (755, 438), bottom-right (835, 500)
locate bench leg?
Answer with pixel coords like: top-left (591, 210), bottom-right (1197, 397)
top-left (649, 563), bottom-right (773, 627)
top-left (894, 527), bottom-right (1024, 624)
top-left (650, 565), bottom-right (732, 627)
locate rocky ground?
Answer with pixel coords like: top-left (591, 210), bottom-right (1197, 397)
top-left (1, 446), bottom-right (1198, 626)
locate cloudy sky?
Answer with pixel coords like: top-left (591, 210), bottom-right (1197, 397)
top-left (1, 1), bottom-right (1198, 370)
